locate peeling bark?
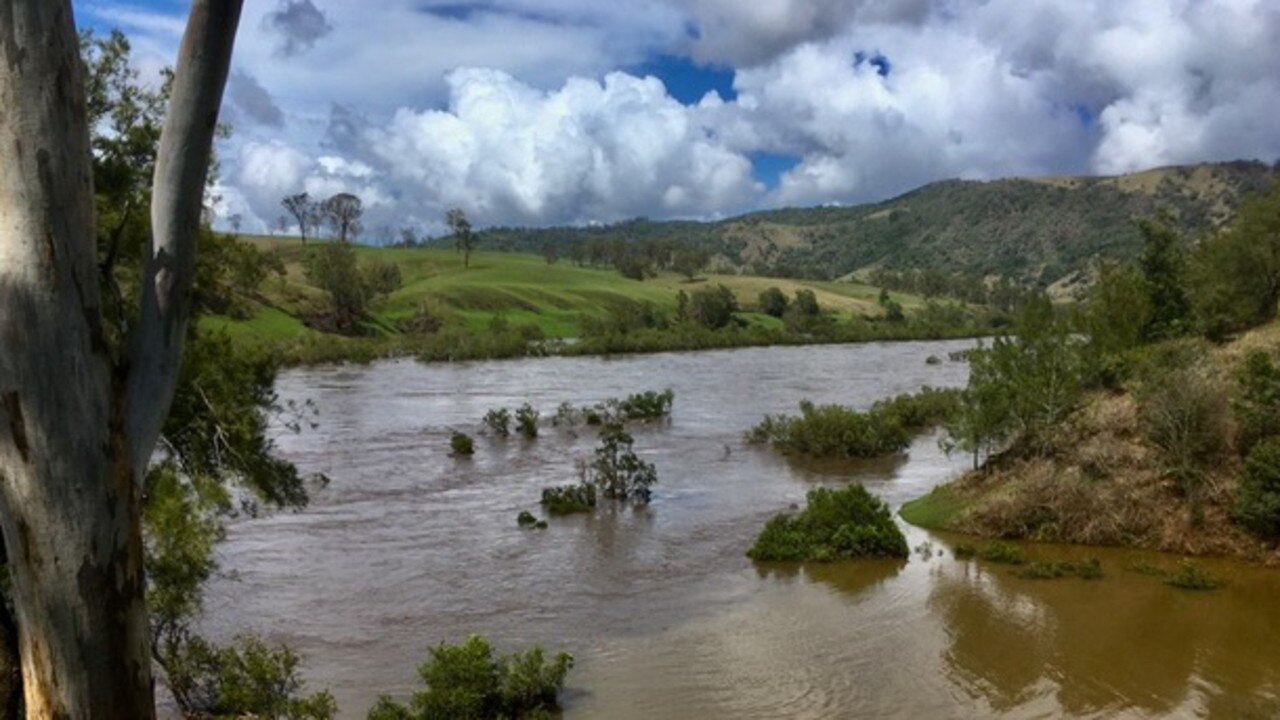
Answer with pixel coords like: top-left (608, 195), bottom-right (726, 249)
top-left (0, 1), bottom-right (243, 717)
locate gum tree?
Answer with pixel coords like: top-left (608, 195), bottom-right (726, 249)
top-left (0, 1), bottom-right (243, 716)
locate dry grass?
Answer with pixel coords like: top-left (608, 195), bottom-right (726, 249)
top-left (944, 390), bottom-right (1279, 563)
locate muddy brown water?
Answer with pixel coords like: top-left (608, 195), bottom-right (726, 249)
top-left (205, 340), bottom-right (1280, 719)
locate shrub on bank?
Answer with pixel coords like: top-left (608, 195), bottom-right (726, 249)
top-left (1235, 437), bottom-right (1280, 539)
top-left (747, 485), bottom-right (908, 562)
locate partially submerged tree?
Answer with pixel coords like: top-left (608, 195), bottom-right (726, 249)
top-left (0, 1), bottom-right (243, 715)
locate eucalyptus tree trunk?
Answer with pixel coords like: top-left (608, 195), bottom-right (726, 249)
top-left (0, 1), bottom-right (242, 716)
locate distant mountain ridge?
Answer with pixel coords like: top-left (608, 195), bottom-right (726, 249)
top-left (467, 160), bottom-right (1279, 287)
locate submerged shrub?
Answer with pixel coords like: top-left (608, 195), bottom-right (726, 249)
top-left (1164, 560), bottom-right (1222, 591)
top-left (614, 389), bottom-right (675, 421)
top-left (450, 431), bottom-right (475, 457)
top-left (484, 408), bottom-right (512, 437)
top-left (952, 543), bottom-right (977, 559)
top-left (747, 484), bottom-right (908, 562)
top-left (367, 635), bottom-right (572, 720)
top-left (586, 424), bottom-right (657, 504)
top-left (517, 511), bottom-right (538, 527)
top-left (978, 541), bottom-right (1024, 565)
top-left (1234, 437), bottom-right (1280, 539)
top-left (540, 484), bottom-right (597, 515)
top-left (747, 388), bottom-right (960, 459)
top-left (516, 403), bottom-right (540, 439)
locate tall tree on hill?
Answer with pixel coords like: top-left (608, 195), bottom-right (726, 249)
top-left (1138, 218), bottom-right (1190, 341)
top-left (0, 1), bottom-right (242, 715)
top-left (446, 207), bottom-right (475, 269)
top-left (324, 192), bottom-right (363, 243)
top-left (281, 192), bottom-right (316, 245)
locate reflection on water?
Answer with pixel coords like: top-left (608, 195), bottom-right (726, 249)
top-left (205, 340), bottom-right (1280, 719)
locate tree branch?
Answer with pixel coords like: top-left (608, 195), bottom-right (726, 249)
top-left (125, 0), bottom-right (244, 479)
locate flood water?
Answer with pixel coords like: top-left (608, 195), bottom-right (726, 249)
top-left (206, 340), bottom-right (1280, 719)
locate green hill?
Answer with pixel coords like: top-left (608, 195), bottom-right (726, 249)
top-left (464, 160), bottom-right (1278, 286)
top-left (208, 241), bottom-right (936, 361)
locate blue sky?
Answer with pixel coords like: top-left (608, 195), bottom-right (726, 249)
top-left (74, 0), bottom-right (1280, 234)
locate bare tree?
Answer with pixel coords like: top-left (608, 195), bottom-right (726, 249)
top-left (0, 1), bottom-right (242, 716)
top-left (446, 207), bottom-right (475, 269)
top-left (324, 192), bottom-right (363, 243)
top-left (229, 213), bottom-right (243, 234)
top-left (281, 192), bottom-right (314, 245)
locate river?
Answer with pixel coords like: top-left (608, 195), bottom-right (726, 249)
top-left (205, 340), bottom-right (1280, 719)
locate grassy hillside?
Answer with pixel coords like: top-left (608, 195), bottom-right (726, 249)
top-left (462, 160), bottom-right (1278, 286)
top-left (210, 237), bottom-right (933, 357)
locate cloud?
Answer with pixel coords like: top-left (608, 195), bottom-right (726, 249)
top-left (677, 0), bottom-right (934, 67)
top-left (226, 70), bottom-right (285, 128)
top-left (262, 0), bottom-right (334, 57)
top-left (87, 0), bottom-right (1280, 234)
top-left (231, 68), bottom-right (762, 233)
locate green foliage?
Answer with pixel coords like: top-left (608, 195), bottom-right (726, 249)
top-left (1081, 260), bottom-right (1152, 361)
top-left (516, 511), bottom-right (538, 528)
top-left (484, 408), bottom-right (512, 437)
top-left (1164, 560), bottom-right (1222, 590)
top-left (749, 388), bottom-right (960, 459)
top-left (362, 258), bottom-right (403, 297)
top-left (304, 242), bottom-right (367, 332)
top-left (1015, 558), bottom-right (1101, 580)
top-left (540, 484), bottom-right (597, 515)
top-left (978, 542), bottom-right (1024, 565)
top-left (450, 431), bottom-right (475, 457)
top-left (758, 287), bottom-right (790, 318)
top-left (163, 634), bottom-right (336, 720)
top-left (1138, 218), bottom-right (1191, 341)
top-left (1233, 351), bottom-right (1280, 454)
top-left (613, 389), bottom-right (675, 421)
top-left (585, 424), bottom-right (657, 503)
top-left (1234, 437), bottom-right (1280, 539)
top-left (164, 330), bottom-right (313, 510)
top-left (947, 296), bottom-right (1087, 459)
top-left (515, 404), bottom-right (540, 439)
top-left (747, 485), bottom-right (908, 562)
top-left (952, 544), bottom-right (977, 559)
top-left (367, 636), bottom-right (572, 720)
top-left (687, 284), bottom-right (739, 329)
top-left (671, 248), bottom-right (710, 280)
top-left (792, 288), bottom-right (820, 316)
top-left (1189, 182), bottom-right (1280, 338)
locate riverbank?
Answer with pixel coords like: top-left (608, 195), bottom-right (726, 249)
top-left (901, 323), bottom-right (1280, 567)
top-left (207, 239), bottom-right (997, 367)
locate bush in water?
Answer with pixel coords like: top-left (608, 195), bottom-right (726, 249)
top-left (747, 485), bottom-right (908, 562)
top-left (484, 408), bottom-right (512, 437)
top-left (450, 431), bottom-right (475, 457)
top-left (516, 403), bottom-right (540, 439)
top-left (366, 635), bottom-right (572, 720)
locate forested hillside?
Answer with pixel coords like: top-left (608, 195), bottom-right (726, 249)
top-left (464, 161), bottom-right (1278, 286)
